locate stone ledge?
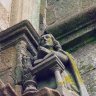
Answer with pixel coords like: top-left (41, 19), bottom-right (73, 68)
top-left (0, 20), bottom-right (40, 55)
top-left (46, 6), bottom-right (96, 51)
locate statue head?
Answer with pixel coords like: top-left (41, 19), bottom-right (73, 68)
top-left (39, 32), bottom-right (62, 50)
top-left (40, 34), bottom-right (54, 48)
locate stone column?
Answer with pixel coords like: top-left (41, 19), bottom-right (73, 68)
top-left (54, 67), bottom-right (70, 96)
top-left (15, 41), bottom-right (27, 84)
top-left (10, 0), bottom-right (41, 33)
top-left (15, 40), bottom-right (27, 95)
top-left (15, 40), bottom-right (38, 96)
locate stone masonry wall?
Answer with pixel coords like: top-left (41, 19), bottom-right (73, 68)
top-left (0, 47), bottom-right (16, 87)
top-left (46, 1), bottom-right (96, 95)
top-left (10, 0), bottom-right (41, 33)
top-left (46, 0), bottom-right (96, 25)
top-left (0, 3), bottom-right (10, 31)
top-left (72, 41), bottom-right (96, 96)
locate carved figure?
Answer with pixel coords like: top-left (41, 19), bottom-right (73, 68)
top-left (22, 32), bottom-right (89, 96)
top-left (35, 32), bottom-right (89, 96)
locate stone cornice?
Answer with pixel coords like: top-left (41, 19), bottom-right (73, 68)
top-left (0, 20), bottom-right (40, 55)
top-left (46, 6), bottom-right (96, 51)
top-left (46, 6), bottom-right (96, 37)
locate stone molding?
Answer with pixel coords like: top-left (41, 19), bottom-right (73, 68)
top-left (46, 6), bottom-right (96, 51)
top-left (0, 20), bottom-right (39, 56)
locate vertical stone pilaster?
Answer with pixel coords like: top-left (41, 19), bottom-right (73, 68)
top-left (15, 40), bottom-right (27, 84)
top-left (10, 0), bottom-right (41, 33)
top-left (10, 0), bottom-right (23, 26)
top-left (39, 0), bottom-right (47, 34)
top-left (15, 40), bottom-right (28, 95)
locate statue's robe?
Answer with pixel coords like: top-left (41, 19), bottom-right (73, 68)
top-left (64, 52), bottom-right (89, 96)
top-left (37, 47), bottom-right (89, 96)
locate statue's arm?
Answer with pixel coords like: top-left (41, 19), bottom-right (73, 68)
top-left (51, 34), bottom-right (62, 51)
top-left (38, 46), bottom-right (51, 54)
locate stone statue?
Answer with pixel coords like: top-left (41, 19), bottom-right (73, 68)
top-left (22, 32), bottom-right (89, 96)
top-left (0, 31), bottom-right (89, 96)
top-left (36, 33), bottom-right (78, 95)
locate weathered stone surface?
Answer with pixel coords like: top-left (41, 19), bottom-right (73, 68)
top-left (0, 47), bottom-right (16, 87)
top-left (10, 0), bottom-right (41, 32)
top-left (46, 6), bottom-right (56, 25)
top-left (0, 46), bottom-right (22, 95)
top-left (39, 0), bottom-right (47, 33)
top-left (0, 79), bottom-right (18, 96)
top-left (35, 87), bottom-right (60, 96)
top-left (0, 78), bottom-right (60, 96)
top-left (47, 0), bottom-right (96, 25)
top-left (72, 41), bottom-right (96, 96)
top-left (82, 69), bottom-right (96, 96)
top-left (47, 0), bottom-right (80, 23)
top-left (81, 0), bottom-right (96, 10)
top-left (0, 1), bottom-right (96, 96)
top-left (0, 0), bottom-right (12, 11)
top-left (72, 42), bottom-right (96, 74)
top-left (23, 87), bottom-right (60, 96)
top-left (0, 3), bottom-right (10, 31)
